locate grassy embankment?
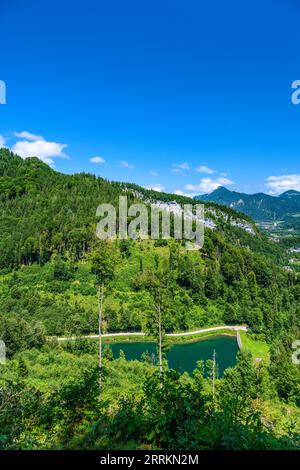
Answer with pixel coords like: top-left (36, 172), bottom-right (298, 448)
top-left (240, 330), bottom-right (270, 360)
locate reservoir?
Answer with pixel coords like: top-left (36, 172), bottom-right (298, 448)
top-left (109, 335), bottom-right (239, 376)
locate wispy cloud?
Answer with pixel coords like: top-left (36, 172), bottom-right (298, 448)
top-left (173, 189), bottom-right (196, 198)
top-left (0, 135), bottom-right (6, 147)
top-left (184, 177), bottom-right (234, 193)
top-left (120, 160), bottom-right (134, 169)
top-left (145, 184), bottom-right (165, 192)
top-left (266, 174), bottom-right (300, 195)
top-left (195, 164), bottom-right (215, 174)
top-left (172, 162), bottom-right (189, 170)
top-left (172, 162), bottom-right (190, 175)
top-left (14, 131), bottom-right (43, 142)
top-left (90, 156), bottom-right (105, 164)
top-left (175, 162), bottom-right (189, 170)
top-left (150, 170), bottom-right (158, 176)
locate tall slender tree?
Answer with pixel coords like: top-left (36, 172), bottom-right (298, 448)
top-left (145, 267), bottom-right (170, 383)
top-left (90, 241), bottom-right (115, 399)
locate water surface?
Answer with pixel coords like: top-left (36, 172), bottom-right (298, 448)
top-left (109, 335), bottom-right (238, 376)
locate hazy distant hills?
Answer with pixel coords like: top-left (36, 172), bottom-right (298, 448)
top-left (194, 186), bottom-right (300, 227)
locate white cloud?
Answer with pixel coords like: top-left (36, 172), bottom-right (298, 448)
top-left (145, 184), bottom-right (165, 192)
top-left (150, 170), bottom-right (158, 177)
top-left (266, 174), bottom-right (300, 195)
top-left (11, 130), bottom-right (69, 166)
top-left (14, 131), bottom-right (43, 142)
top-left (173, 189), bottom-right (196, 198)
top-left (184, 177), bottom-right (234, 193)
top-left (195, 165), bottom-right (215, 174)
top-left (172, 162), bottom-right (190, 174)
top-left (90, 156), bottom-right (105, 164)
top-left (177, 162), bottom-right (189, 170)
top-left (120, 160), bottom-right (134, 169)
top-left (12, 139), bottom-right (68, 166)
top-left (0, 135), bottom-right (6, 147)
top-left (171, 163), bottom-right (190, 176)
top-left (174, 190), bottom-right (184, 195)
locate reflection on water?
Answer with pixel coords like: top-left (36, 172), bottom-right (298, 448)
top-left (109, 335), bottom-right (238, 376)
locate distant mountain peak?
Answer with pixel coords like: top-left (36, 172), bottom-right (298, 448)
top-left (208, 186), bottom-right (231, 195)
top-left (213, 185), bottom-right (230, 192)
top-left (280, 189), bottom-right (300, 197)
top-left (194, 186), bottom-right (300, 224)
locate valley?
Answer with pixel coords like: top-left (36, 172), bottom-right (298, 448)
top-left (0, 149), bottom-right (300, 450)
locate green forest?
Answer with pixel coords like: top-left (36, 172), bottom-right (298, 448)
top-left (1, 148), bottom-right (300, 450)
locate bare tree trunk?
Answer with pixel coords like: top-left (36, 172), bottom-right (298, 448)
top-left (212, 349), bottom-right (216, 400)
top-left (158, 302), bottom-right (163, 384)
top-left (98, 282), bottom-right (104, 399)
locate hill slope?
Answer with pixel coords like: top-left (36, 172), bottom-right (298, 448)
top-left (1, 148), bottom-right (282, 269)
top-left (0, 147), bottom-right (296, 342)
top-left (1, 149), bottom-right (300, 451)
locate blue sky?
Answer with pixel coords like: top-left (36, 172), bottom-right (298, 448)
top-left (1, 0), bottom-right (300, 195)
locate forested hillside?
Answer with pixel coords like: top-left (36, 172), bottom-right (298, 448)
top-left (1, 148), bottom-right (300, 450)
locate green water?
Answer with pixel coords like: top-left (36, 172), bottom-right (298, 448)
top-left (109, 335), bottom-right (239, 376)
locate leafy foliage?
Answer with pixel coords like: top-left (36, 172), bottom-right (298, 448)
top-left (0, 149), bottom-right (300, 450)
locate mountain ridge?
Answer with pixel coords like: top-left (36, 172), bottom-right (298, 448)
top-left (0, 148), bottom-right (284, 269)
top-left (194, 186), bottom-right (300, 225)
